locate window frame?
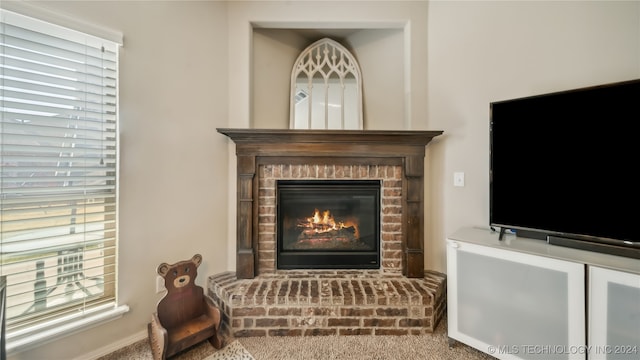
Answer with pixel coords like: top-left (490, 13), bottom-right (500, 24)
top-left (0, 5), bottom-right (127, 354)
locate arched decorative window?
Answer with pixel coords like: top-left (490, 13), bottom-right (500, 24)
top-left (290, 38), bottom-right (363, 130)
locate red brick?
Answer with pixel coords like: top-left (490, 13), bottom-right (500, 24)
top-left (328, 318), bottom-right (360, 327)
top-left (340, 308), bottom-right (374, 317)
top-left (399, 318), bottom-right (424, 327)
top-left (232, 307), bottom-right (266, 317)
top-left (255, 318), bottom-right (289, 327)
top-left (363, 318), bottom-right (396, 327)
top-left (340, 328), bottom-right (374, 335)
top-left (376, 308), bottom-right (407, 317)
top-left (375, 328), bottom-right (409, 335)
top-left (306, 307), bottom-right (335, 316)
top-left (304, 329), bottom-right (337, 336)
top-left (234, 329), bottom-right (266, 337)
top-left (269, 329), bottom-right (303, 336)
top-left (268, 307), bottom-right (302, 316)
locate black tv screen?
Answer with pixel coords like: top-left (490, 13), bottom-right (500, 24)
top-left (490, 79), bottom-right (640, 258)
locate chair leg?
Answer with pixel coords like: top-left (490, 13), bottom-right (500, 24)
top-left (204, 303), bottom-right (223, 349)
top-left (148, 320), bottom-right (167, 360)
top-left (208, 331), bottom-right (223, 350)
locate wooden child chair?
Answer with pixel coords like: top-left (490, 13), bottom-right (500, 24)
top-left (148, 254), bottom-right (222, 359)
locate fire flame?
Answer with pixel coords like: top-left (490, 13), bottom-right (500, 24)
top-left (297, 209), bottom-right (360, 239)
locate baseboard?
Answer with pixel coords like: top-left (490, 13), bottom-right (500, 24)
top-left (73, 329), bottom-right (148, 360)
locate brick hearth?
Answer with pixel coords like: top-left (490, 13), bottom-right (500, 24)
top-left (208, 270), bottom-right (446, 337)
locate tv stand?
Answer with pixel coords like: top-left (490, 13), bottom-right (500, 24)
top-left (447, 227), bottom-right (640, 360)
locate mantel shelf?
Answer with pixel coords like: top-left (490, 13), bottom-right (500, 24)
top-left (217, 128), bottom-right (443, 146)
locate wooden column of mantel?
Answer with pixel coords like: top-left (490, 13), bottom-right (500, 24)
top-left (217, 128), bottom-right (443, 279)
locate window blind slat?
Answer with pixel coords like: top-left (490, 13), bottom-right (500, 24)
top-left (1, 45), bottom-right (117, 83)
top-left (1, 70), bottom-right (116, 99)
top-left (1, 89), bottom-right (116, 115)
top-left (1, 8), bottom-right (120, 334)
top-left (0, 78), bottom-right (116, 109)
top-left (0, 66), bottom-right (116, 96)
top-left (1, 111), bottom-right (117, 126)
top-left (3, 192), bottom-right (116, 201)
top-left (0, 56), bottom-right (117, 92)
top-left (0, 143), bottom-right (117, 156)
top-left (1, 23), bottom-right (118, 63)
top-left (6, 260), bottom-right (116, 291)
top-left (3, 250), bottom-right (116, 284)
top-left (1, 213), bottom-right (116, 230)
top-left (1, 133), bottom-right (116, 148)
top-left (1, 100), bottom-right (115, 120)
top-left (1, 238), bottom-right (116, 263)
top-left (2, 123), bottom-right (115, 140)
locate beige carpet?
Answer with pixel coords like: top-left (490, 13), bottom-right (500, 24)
top-left (203, 341), bottom-right (255, 360)
top-left (98, 316), bottom-right (495, 360)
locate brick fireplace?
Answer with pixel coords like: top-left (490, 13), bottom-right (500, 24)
top-left (210, 128), bottom-right (446, 337)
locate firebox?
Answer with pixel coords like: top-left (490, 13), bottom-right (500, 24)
top-left (276, 180), bottom-right (381, 269)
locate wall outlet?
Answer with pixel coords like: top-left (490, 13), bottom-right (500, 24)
top-left (454, 172), bottom-right (465, 187)
top-left (155, 275), bottom-right (165, 294)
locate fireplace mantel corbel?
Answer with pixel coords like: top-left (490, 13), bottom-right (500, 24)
top-left (217, 128), bottom-right (443, 279)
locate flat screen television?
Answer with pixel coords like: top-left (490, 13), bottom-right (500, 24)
top-left (490, 78), bottom-right (640, 259)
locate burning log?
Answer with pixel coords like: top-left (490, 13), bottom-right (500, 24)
top-left (296, 208), bottom-right (360, 240)
top-left (297, 225), bottom-right (357, 241)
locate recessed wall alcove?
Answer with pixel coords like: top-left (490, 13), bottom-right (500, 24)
top-left (251, 27), bottom-right (406, 129)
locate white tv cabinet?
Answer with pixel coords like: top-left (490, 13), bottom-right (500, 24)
top-left (447, 227), bottom-right (640, 360)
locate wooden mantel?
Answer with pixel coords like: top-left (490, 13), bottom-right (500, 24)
top-left (217, 128), bottom-right (443, 279)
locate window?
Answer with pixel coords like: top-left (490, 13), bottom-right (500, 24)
top-left (1, 8), bottom-right (125, 351)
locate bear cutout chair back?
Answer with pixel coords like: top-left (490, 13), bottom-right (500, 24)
top-left (148, 254), bottom-right (222, 359)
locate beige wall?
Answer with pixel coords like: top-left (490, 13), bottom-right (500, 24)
top-left (425, 0), bottom-right (640, 272)
top-left (3, 1), bottom-right (639, 359)
top-left (4, 1), bottom-right (230, 359)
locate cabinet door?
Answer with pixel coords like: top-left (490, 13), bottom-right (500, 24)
top-left (589, 266), bottom-right (640, 360)
top-left (447, 240), bottom-right (585, 360)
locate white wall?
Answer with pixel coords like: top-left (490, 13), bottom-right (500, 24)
top-left (2, 1), bottom-right (639, 359)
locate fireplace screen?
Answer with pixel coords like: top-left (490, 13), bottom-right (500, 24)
top-left (276, 180), bottom-right (381, 269)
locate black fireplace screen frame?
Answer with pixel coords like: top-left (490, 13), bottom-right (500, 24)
top-left (276, 179), bottom-right (381, 270)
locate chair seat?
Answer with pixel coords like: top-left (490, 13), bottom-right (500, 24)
top-left (167, 313), bottom-right (217, 345)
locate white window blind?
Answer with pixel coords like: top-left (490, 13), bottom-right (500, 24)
top-left (0, 8), bottom-right (119, 336)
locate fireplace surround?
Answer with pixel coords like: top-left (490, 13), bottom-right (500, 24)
top-left (210, 128), bottom-right (446, 337)
top-left (216, 128), bottom-right (443, 279)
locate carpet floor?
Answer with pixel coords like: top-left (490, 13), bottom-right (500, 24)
top-left (98, 316), bottom-right (495, 360)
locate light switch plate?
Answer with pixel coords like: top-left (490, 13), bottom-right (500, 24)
top-left (454, 172), bottom-right (465, 187)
